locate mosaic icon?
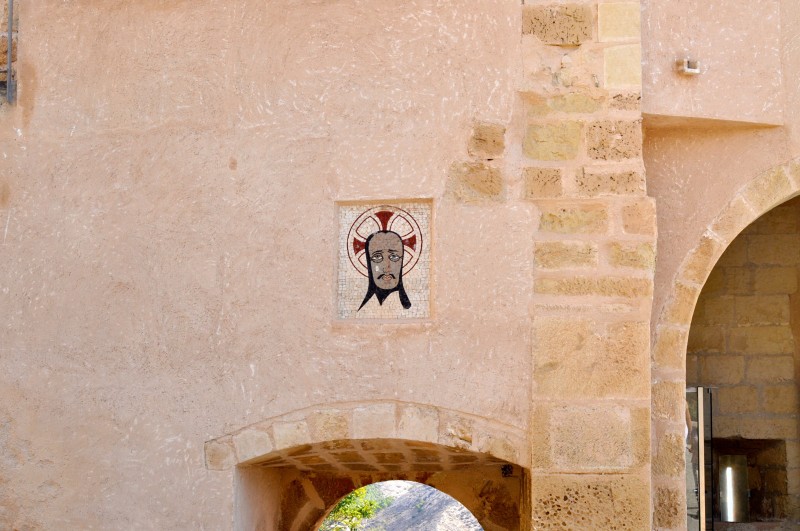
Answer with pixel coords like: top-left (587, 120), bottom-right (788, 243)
top-left (338, 201), bottom-right (431, 319)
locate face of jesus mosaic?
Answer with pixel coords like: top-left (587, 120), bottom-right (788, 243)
top-left (359, 230), bottom-right (412, 310)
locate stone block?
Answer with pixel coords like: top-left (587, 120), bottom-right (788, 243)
top-left (621, 197), bottom-right (656, 235)
top-left (468, 122), bottom-right (505, 159)
top-left (531, 474), bottom-right (649, 529)
top-left (704, 267), bottom-right (725, 294)
top-left (748, 234), bottom-right (800, 265)
top-left (604, 44), bottom-right (642, 87)
top-left (233, 428), bottom-right (273, 463)
top-left (743, 166), bottom-right (794, 213)
top-left (535, 241), bottom-right (597, 269)
top-left (686, 354), bottom-right (699, 385)
top-left (652, 381), bottom-right (685, 421)
top-left (439, 414), bottom-right (474, 451)
top-left (654, 486), bottom-right (684, 528)
top-left (549, 405), bottom-right (636, 470)
top-left (539, 204), bottom-right (608, 233)
top-left (534, 276), bottom-right (651, 298)
top-left (717, 237), bottom-right (748, 267)
top-left (717, 386), bottom-right (759, 414)
top-left (725, 267), bottom-right (753, 294)
top-left (754, 267), bottom-right (797, 294)
top-left (714, 416), bottom-right (797, 439)
top-left (598, 3), bottom-right (641, 42)
top-left (764, 385), bottom-right (799, 414)
top-left (586, 120), bottom-right (642, 160)
top-left (653, 327), bottom-right (688, 369)
top-left (308, 409), bottom-right (350, 442)
top-left (272, 420), bottom-right (312, 450)
top-left (746, 355), bottom-right (795, 382)
top-left (577, 168), bottom-right (645, 196)
top-left (352, 404), bottom-right (396, 439)
top-left (735, 295), bottom-right (790, 326)
top-left (699, 355), bottom-right (744, 385)
top-left (712, 196), bottom-right (757, 243)
top-left (609, 92), bottom-right (641, 110)
top-left (682, 235), bottom-right (724, 285)
top-left (522, 4), bottom-right (593, 45)
top-left (205, 439), bottom-right (236, 471)
top-left (608, 241), bottom-right (655, 270)
top-left (653, 433), bottom-right (685, 477)
top-left (663, 282), bottom-right (700, 325)
top-left (730, 327), bottom-right (794, 355)
top-left (446, 162), bottom-right (503, 202)
top-left (523, 122), bottom-right (582, 161)
top-left (523, 92), bottom-right (603, 116)
top-left (522, 167), bottom-right (563, 199)
top-left (397, 404), bottom-right (439, 442)
top-left (750, 204), bottom-right (799, 234)
top-left (694, 296), bottom-right (734, 326)
top-left (687, 325), bottom-right (724, 354)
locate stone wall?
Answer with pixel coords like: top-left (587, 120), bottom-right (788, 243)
top-left (687, 197), bottom-right (800, 520)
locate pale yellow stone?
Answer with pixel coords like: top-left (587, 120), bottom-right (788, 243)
top-left (746, 355), bottom-right (795, 382)
top-left (748, 234), bottom-right (800, 265)
top-left (711, 196), bottom-right (757, 243)
top-left (439, 414), bottom-right (474, 451)
top-left (682, 235), bottom-right (724, 285)
top-left (522, 4), bottom-right (593, 45)
top-left (743, 166), bottom-right (794, 213)
top-left (749, 203), bottom-right (799, 234)
top-left (663, 282), bottom-right (700, 325)
top-left (352, 404), bottom-right (396, 439)
top-left (586, 120), bottom-right (642, 160)
top-left (717, 237), bottom-right (748, 267)
top-left (653, 327), bottom-right (688, 369)
top-left (687, 325), bottom-right (724, 353)
top-left (694, 296), bottom-right (734, 326)
top-left (233, 428), bottom-right (273, 463)
top-left (725, 267), bottom-right (753, 294)
top-left (717, 386), bottom-right (758, 414)
top-left (754, 267), bottom-right (797, 294)
top-left (577, 169), bottom-right (645, 196)
top-left (548, 92), bottom-right (602, 114)
top-left (730, 326), bottom-right (794, 355)
top-left (699, 355), bottom-right (744, 385)
top-left (205, 439), bottom-right (236, 471)
top-left (534, 276), bottom-right (652, 298)
top-left (468, 122), bottom-right (505, 159)
top-left (604, 44), bottom-right (642, 87)
top-left (549, 405), bottom-right (634, 470)
top-left (764, 385), bottom-right (799, 414)
top-left (735, 295), bottom-right (790, 325)
top-left (609, 241), bottom-right (655, 270)
top-left (652, 381), bottom-right (684, 421)
top-left (308, 409), bottom-right (350, 442)
top-left (523, 122), bottom-right (582, 161)
top-left (446, 162), bottom-right (503, 202)
top-left (539, 204), bottom-right (608, 234)
top-left (715, 416), bottom-right (798, 439)
top-left (621, 197), bottom-right (656, 235)
top-left (272, 420), bottom-right (311, 450)
top-left (598, 3), bottom-right (641, 42)
top-left (654, 486), bottom-right (684, 528)
top-left (397, 404), bottom-right (439, 442)
top-left (535, 241), bottom-right (597, 269)
top-left (523, 167), bottom-right (563, 199)
top-left (653, 433), bottom-right (685, 476)
top-left (609, 92), bottom-right (641, 110)
top-left (475, 433), bottom-right (519, 464)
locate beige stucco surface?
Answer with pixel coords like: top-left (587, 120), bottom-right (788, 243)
top-left (1, 1), bottom-right (529, 528)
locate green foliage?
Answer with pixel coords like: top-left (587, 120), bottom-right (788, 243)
top-left (320, 485), bottom-right (393, 531)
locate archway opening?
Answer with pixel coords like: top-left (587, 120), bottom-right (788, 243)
top-left (686, 196), bottom-right (800, 528)
top-left (318, 480), bottom-right (482, 530)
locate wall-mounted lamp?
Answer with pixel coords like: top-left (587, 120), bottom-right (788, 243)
top-left (676, 58), bottom-right (701, 76)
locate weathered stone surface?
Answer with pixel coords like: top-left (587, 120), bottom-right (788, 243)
top-left (699, 355), bottom-right (744, 385)
top-left (734, 295), bottom-right (790, 325)
top-left (205, 439), bottom-right (236, 471)
top-left (621, 197), bottom-right (656, 235)
top-left (598, 2), bottom-right (641, 42)
top-left (653, 433), bottom-right (685, 476)
top-left (535, 276), bottom-right (652, 298)
top-left (746, 355), bottom-right (795, 382)
top-left (743, 166), bottom-right (794, 213)
top-left (586, 120), bottom-right (642, 160)
top-left (754, 267), bottom-right (797, 294)
top-left (730, 327), bottom-right (794, 355)
top-left (233, 428), bottom-right (273, 462)
top-left (653, 327), bottom-right (688, 369)
top-left (609, 92), bottom-right (641, 110)
top-left (523, 122), bottom-right (582, 161)
top-left (523, 92), bottom-right (602, 116)
top-left (549, 405), bottom-right (635, 470)
top-left (604, 44), bottom-right (642, 87)
top-left (748, 234), bottom-right (800, 265)
top-left (654, 486), bottom-right (683, 528)
top-left (446, 162), bottom-right (503, 202)
top-left (664, 281), bottom-right (700, 325)
top-left (687, 325), bottom-right (725, 353)
top-left (468, 122), bottom-right (505, 159)
top-left (717, 386), bottom-right (758, 414)
top-left (397, 404), bottom-right (439, 442)
top-left (272, 420), bottom-right (312, 450)
top-left (577, 168), bottom-right (645, 196)
top-left (711, 196), bottom-right (757, 243)
top-left (352, 404), bottom-right (397, 439)
top-left (764, 385), bottom-right (798, 414)
top-left (439, 415), bottom-right (474, 450)
top-left (308, 409), bottom-right (350, 442)
top-left (682, 235), bottom-right (723, 285)
top-left (652, 381), bottom-right (684, 421)
top-left (609, 241), bottom-right (655, 270)
top-left (715, 416), bottom-right (798, 439)
top-left (522, 167), bottom-right (562, 199)
top-left (522, 4), bottom-right (593, 45)
top-left (539, 204), bottom-right (608, 233)
top-left (535, 241), bottom-right (597, 268)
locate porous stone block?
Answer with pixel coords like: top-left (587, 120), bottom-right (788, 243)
top-left (586, 120), bottom-right (642, 160)
top-left (687, 325), bottom-right (724, 353)
top-left (652, 381), bottom-right (684, 421)
top-left (712, 196), bottom-right (757, 243)
top-left (598, 3), bottom-right (641, 42)
top-left (653, 327), bottom-right (689, 369)
top-left (439, 415), bottom-right (474, 451)
top-left (308, 409), bottom-right (350, 442)
top-left (539, 204), bottom-right (608, 233)
top-left (352, 404), bottom-right (396, 439)
top-left (523, 122), bottom-right (582, 161)
top-left (754, 267), bottom-right (797, 294)
top-left (531, 474), bottom-right (649, 529)
top-left (654, 486), bottom-right (684, 528)
top-left (233, 428), bottom-right (273, 463)
top-left (743, 166), bottom-right (793, 213)
top-left (663, 282), bottom-right (700, 325)
top-left (748, 234), bottom-right (800, 265)
top-left (534, 276), bottom-right (652, 298)
top-left (522, 167), bottom-right (563, 199)
top-left (750, 204), bottom-right (799, 234)
top-left (694, 296), bottom-right (734, 326)
top-left (609, 241), bottom-right (655, 270)
top-left (522, 4), bottom-right (593, 45)
top-left (205, 439), bottom-right (236, 471)
top-left (682, 235), bottom-right (724, 285)
top-left (746, 355), bottom-right (795, 382)
top-left (621, 197), bottom-right (656, 235)
top-left (577, 168), bottom-right (645, 196)
top-left (735, 295), bottom-right (790, 326)
top-left (523, 92), bottom-right (602, 116)
top-left (604, 44), bottom-right (642, 87)
top-left (730, 327), bottom-right (794, 355)
top-left (535, 241), bottom-right (597, 268)
top-left (610, 92), bottom-right (641, 110)
top-left (715, 416), bottom-right (797, 439)
top-left (272, 420), bottom-right (312, 450)
top-left (468, 122), bottom-right (505, 159)
top-left (653, 433), bottom-right (685, 476)
top-left (717, 386), bottom-right (759, 414)
top-left (446, 162), bottom-right (503, 202)
top-left (764, 385), bottom-right (799, 414)
top-left (699, 355), bottom-right (744, 385)
top-left (397, 404), bottom-right (439, 442)
top-left (725, 267), bottom-right (752, 294)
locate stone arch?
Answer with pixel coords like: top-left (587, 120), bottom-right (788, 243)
top-left (205, 400), bottom-right (529, 531)
top-left (650, 158), bottom-right (800, 527)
